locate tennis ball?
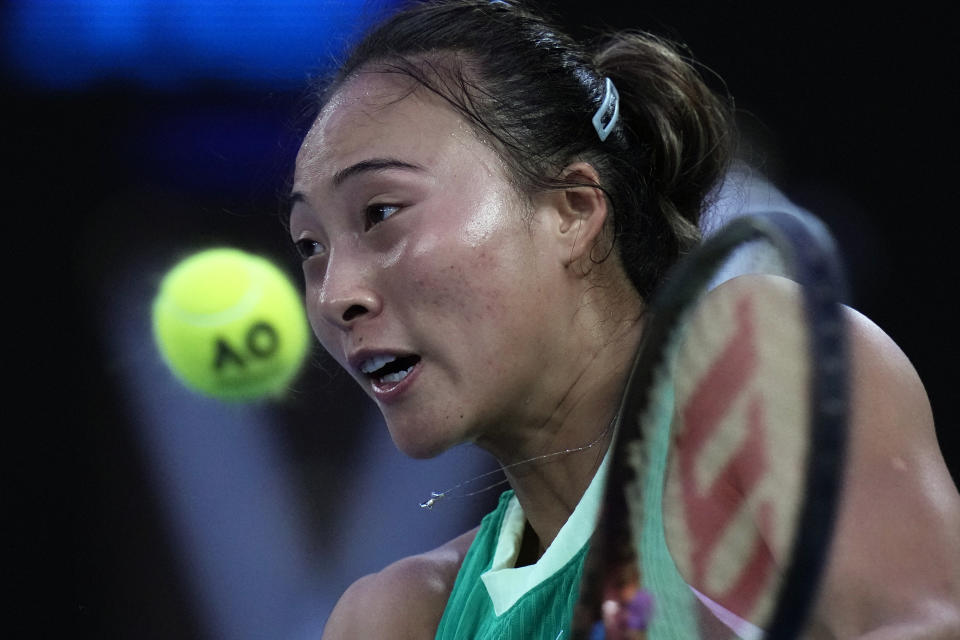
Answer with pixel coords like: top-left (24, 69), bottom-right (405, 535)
top-left (152, 247), bottom-right (310, 401)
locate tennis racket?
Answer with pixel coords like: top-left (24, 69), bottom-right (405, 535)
top-left (572, 211), bottom-right (850, 639)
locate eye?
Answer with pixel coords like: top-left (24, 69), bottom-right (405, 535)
top-left (293, 238), bottom-right (326, 261)
top-left (364, 203), bottom-right (401, 230)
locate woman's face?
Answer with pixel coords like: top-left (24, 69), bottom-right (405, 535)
top-left (290, 72), bottom-right (580, 458)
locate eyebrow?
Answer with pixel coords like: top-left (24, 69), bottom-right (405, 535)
top-left (286, 158), bottom-right (427, 229)
top-left (286, 157), bottom-right (426, 214)
top-left (332, 157), bottom-right (425, 187)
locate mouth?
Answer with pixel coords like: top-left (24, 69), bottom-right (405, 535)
top-left (359, 353), bottom-right (422, 395)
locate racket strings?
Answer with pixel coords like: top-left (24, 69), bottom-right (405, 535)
top-left (419, 417), bottom-right (615, 509)
top-left (574, 213), bottom-right (848, 640)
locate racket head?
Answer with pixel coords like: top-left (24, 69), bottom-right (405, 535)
top-left (573, 212), bottom-right (849, 640)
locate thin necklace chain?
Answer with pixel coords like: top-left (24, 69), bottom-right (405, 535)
top-left (419, 417), bottom-right (616, 509)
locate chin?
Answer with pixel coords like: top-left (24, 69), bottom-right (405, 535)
top-left (384, 416), bottom-right (458, 460)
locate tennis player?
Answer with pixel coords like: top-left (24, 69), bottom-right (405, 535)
top-left (286, 2), bottom-right (960, 637)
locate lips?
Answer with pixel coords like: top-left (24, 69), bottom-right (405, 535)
top-left (353, 352), bottom-right (423, 400)
top-left (360, 353), bottom-right (421, 382)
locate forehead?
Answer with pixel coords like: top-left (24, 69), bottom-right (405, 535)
top-left (294, 72), bottom-right (485, 191)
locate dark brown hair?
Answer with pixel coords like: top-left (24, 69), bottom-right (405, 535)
top-left (318, 0), bottom-right (733, 299)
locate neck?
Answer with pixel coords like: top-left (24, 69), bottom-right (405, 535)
top-left (476, 308), bottom-right (643, 555)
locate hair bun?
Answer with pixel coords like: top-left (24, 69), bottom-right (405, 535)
top-left (594, 32), bottom-right (734, 293)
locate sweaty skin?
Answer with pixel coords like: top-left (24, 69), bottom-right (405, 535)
top-left (663, 275), bottom-right (960, 639)
top-left (294, 74), bottom-right (960, 639)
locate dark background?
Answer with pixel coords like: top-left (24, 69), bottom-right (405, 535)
top-left (8, 2), bottom-right (956, 638)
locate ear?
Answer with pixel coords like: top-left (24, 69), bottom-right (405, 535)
top-left (538, 162), bottom-right (609, 272)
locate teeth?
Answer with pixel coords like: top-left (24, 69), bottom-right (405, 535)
top-left (380, 368), bottom-right (412, 384)
top-left (360, 354), bottom-right (397, 374)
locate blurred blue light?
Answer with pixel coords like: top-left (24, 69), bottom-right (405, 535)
top-left (4, 0), bottom-right (401, 90)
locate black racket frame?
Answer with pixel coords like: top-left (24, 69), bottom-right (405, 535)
top-left (582, 211), bottom-right (850, 639)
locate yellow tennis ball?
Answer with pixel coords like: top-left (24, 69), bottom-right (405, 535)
top-left (152, 247), bottom-right (310, 401)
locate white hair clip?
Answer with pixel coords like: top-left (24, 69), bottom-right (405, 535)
top-left (592, 77), bottom-right (620, 142)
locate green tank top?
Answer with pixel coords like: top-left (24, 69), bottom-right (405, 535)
top-left (434, 375), bottom-right (760, 639)
top-left (434, 490), bottom-right (588, 640)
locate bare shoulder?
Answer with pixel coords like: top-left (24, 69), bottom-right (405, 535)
top-left (712, 274), bottom-right (960, 634)
top-left (321, 527), bottom-right (479, 640)
top-left (711, 273), bottom-right (947, 466)
top-left (691, 274), bottom-right (960, 634)
top-left (712, 274), bottom-right (959, 518)
top-left (818, 303), bottom-right (960, 636)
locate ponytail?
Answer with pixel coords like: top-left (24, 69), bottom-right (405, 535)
top-left (595, 32), bottom-right (734, 295)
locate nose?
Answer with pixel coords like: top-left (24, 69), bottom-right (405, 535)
top-left (315, 257), bottom-right (383, 330)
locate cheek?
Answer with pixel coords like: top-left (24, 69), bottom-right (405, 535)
top-left (399, 239), bottom-right (542, 380)
top-left (413, 191), bottom-right (528, 294)
top-left (405, 240), bottom-right (512, 320)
